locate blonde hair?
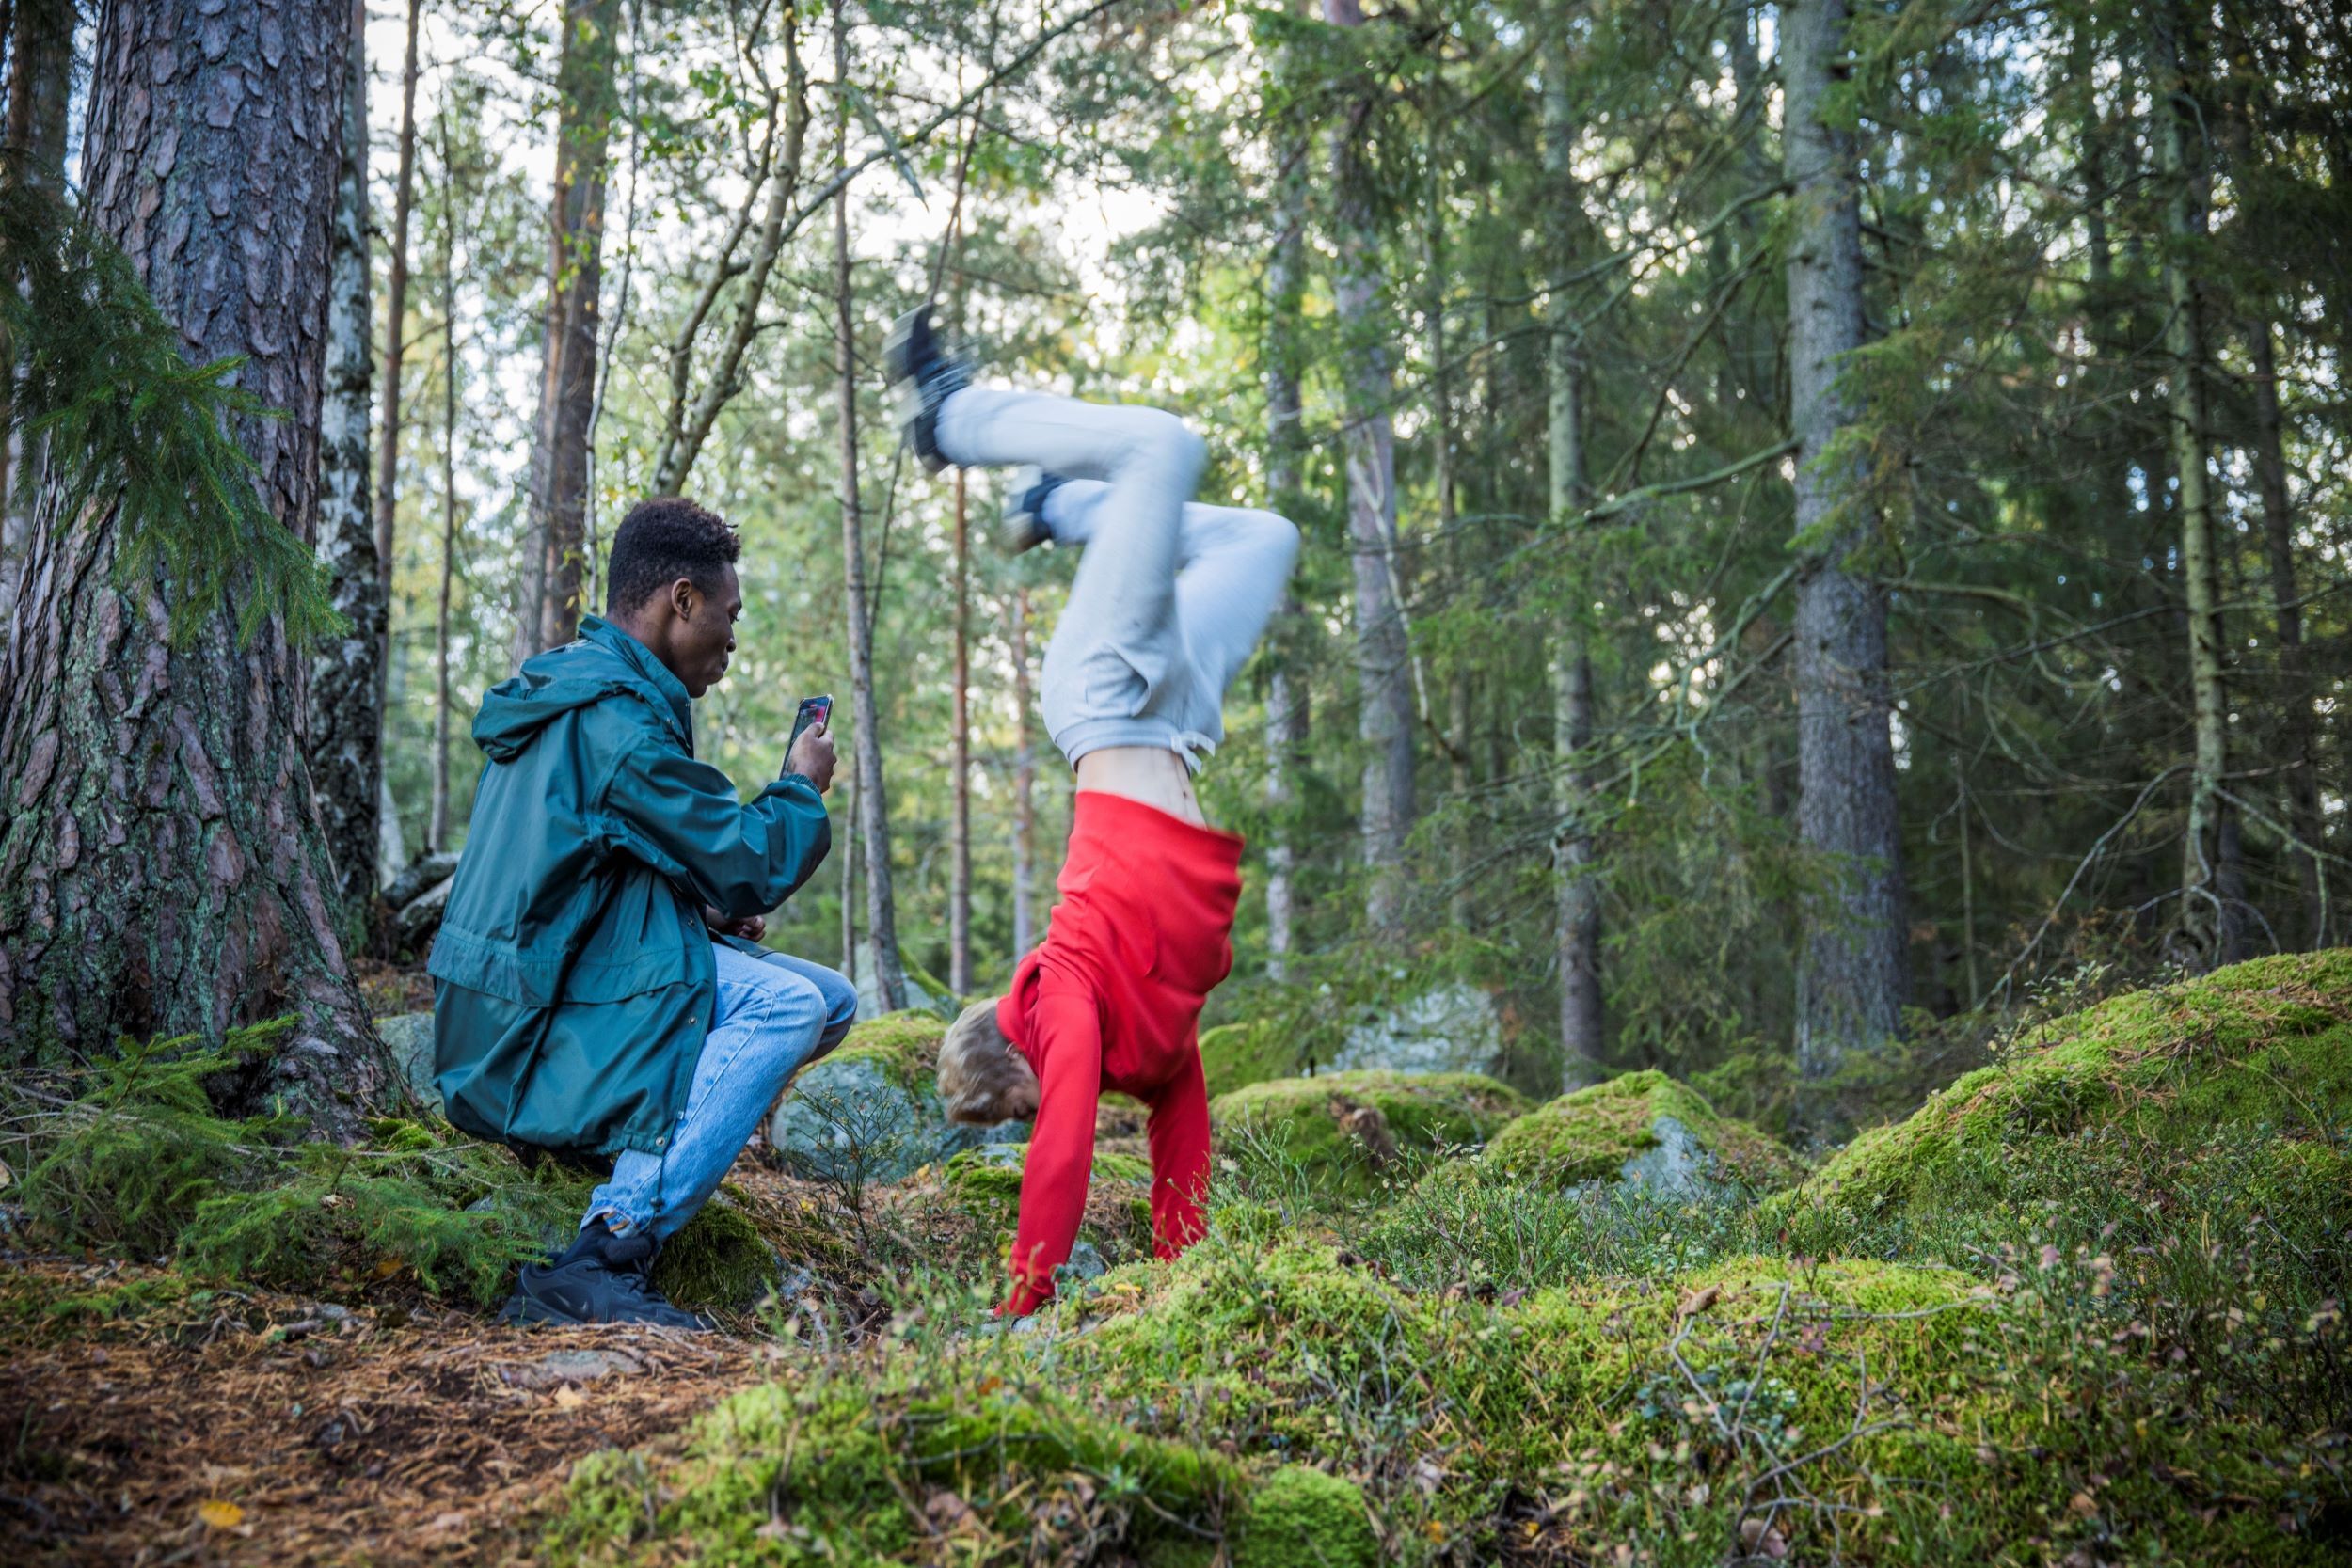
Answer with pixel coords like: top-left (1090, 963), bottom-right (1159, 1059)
top-left (937, 998), bottom-right (1041, 1124)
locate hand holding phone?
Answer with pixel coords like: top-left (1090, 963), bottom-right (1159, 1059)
top-left (784, 694), bottom-right (835, 793)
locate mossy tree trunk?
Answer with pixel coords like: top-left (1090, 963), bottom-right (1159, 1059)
top-left (0, 0), bottom-right (75, 626)
top-left (1783, 0), bottom-right (1905, 1123)
top-left (0, 0), bottom-right (398, 1136)
top-left (310, 0), bottom-right (387, 925)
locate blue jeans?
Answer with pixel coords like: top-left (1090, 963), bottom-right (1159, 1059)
top-left (586, 944), bottom-right (856, 1243)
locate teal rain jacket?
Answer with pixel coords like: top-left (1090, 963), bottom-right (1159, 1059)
top-left (427, 615), bottom-right (830, 1157)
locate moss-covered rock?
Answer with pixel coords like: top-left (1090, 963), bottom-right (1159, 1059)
top-left (769, 1009), bottom-right (1025, 1183)
top-left (1480, 1069), bottom-right (1804, 1196)
top-left (1771, 949), bottom-right (2352, 1230)
top-left (1231, 1465), bottom-right (1377, 1568)
top-left (943, 1141), bottom-right (1152, 1209)
top-left (645, 1192), bottom-right (779, 1313)
top-left (1210, 1070), bottom-right (1530, 1196)
top-left (1199, 1020), bottom-right (1296, 1099)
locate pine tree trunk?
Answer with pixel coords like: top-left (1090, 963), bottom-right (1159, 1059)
top-left (1783, 0), bottom-right (1904, 1116)
top-left (2248, 319), bottom-right (2323, 947)
top-left (2153, 4), bottom-right (2230, 972)
top-left (0, 0), bottom-right (397, 1132)
top-left (0, 0), bottom-right (74, 626)
top-left (431, 119), bottom-right (460, 855)
top-left (1543, 15), bottom-right (1604, 1086)
top-left (838, 775), bottom-right (858, 985)
top-left (310, 0), bottom-right (387, 925)
top-left (1263, 60), bottom-right (1308, 981)
top-left (1010, 587), bottom-right (1037, 959)
top-left (834, 12), bottom-right (905, 1011)
top-left (949, 467), bottom-right (972, 995)
top-left (1324, 0), bottom-right (1413, 934)
top-left (521, 0), bottom-right (621, 657)
top-left (373, 0), bottom-right (421, 610)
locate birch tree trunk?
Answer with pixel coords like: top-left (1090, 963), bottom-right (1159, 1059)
top-left (2153, 4), bottom-right (2230, 972)
top-left (1543, 14), bottom-right (1604, 1087)
top-left (834, 12), bottom-right (906, 1011)
top-left (949, 465), bottom-right (973, 995)
top-left (520, 0), bottom-right (622, 657)
top-left (0, 0), bottom-right (397, 1132)
top-left (2248, 318), bottom-right (2324, 947)
top-left (1783, 0), bottom-right (1904, 1117)
top-left (372, 0), bottom-right (422, 605)
top-left (0, 0), bottom-right (74, 626)
top-left (1011, 587), bottom-right (1037, 959)
top-left (1323, 0), bottom-right (1413, 935)
top-left (310, 0), bottom-right (386, 924)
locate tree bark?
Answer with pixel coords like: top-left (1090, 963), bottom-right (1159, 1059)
top-left (520, 0), bottom-right (622, 657)
top-left (0, 0), bottom-right (74, 626)
top-left (2247, 318), bottom-right (2323, 947)
top-left (1543, 12), bottom-right (1604, 1087)
top-left (2153, 3), bottom-right (2230, 972)
top-left (834, 10), bottom-right (906, 1011)
top-left (1323, 0), bottom-right (1413, 935)
top-left (1263, 43), bottom-right (1308, 981)
top-left (1010, 586), bottom-right (1037, 959)
top-left (949, 467), bottom-right (972, 995)
top-left (0, 0), bottom-right (396, 1132)
top-left (430, 111), bottom-right (460, 855)
top-left (310, 0), bottom-right (386, 925)
top-left (372, 0), bottom-right (421, 615)
top-left (1783, 0), bottom-right (1904, 1117)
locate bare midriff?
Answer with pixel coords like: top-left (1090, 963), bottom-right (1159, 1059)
top-left (1073, 745), bottom-right (1205, 828)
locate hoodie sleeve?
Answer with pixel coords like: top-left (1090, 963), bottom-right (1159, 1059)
top-left (594, 735), bottom-right (830, 918)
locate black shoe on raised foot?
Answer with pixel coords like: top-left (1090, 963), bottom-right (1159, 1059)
top-left (883, 303), bottom-right (973, 473)
top-left (498, 1220), bottom-right (711, 1331)
top-left (999, 467), bottom-right (1065, 556)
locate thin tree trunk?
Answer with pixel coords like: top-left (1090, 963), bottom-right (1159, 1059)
top-left (949, 466), bottom-right (972, 995)
top-left (373, 0), bottom-right (421, 605)
top-left (839, 775), bottom-right (858, 985)
top-left (521, 0), bottom-right (622, 658)
top-left (1783, 0), bottom-right (1904, 1122)
top-left (1543, 15), bottom-right (1605, 1086)
top-left (0, 0), bottom-right (72, 626)
top-left (1428, 120), bottom-right (1476, 935)
top-left (2248, 318), bottom-right (2324, 947)
top-left (310, 0), bottom-right (387, 924)
top-left (1010, 587), bottom-right (1037, 959)
top-left (834, 10), bottom-right (906, 1011)
top-left (0, 0), bottom-right (395, 1131)
top-left (1263, 40), bottom-right (1308, 981)
top-left (2153, 3), bottom-right (2229, 971)
top-left (430, 111), bottom-right (460, 854)
top-left (1324, 0), bottom-right (1413, 935)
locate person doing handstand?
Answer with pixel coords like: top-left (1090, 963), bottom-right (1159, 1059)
top-left (886, 307), bottom-right (1300, 1318)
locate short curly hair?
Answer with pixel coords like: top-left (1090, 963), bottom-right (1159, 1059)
top-left (605, 497), bottom-right (740, 614)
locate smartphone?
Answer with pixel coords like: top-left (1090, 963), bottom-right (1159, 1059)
top-left (787, 694), bottom-right (834, 757)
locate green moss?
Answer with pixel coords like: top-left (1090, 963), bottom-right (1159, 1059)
top-left (1771, 950), bottom-right (2352, 1231)
top-left (1199, 1020), bottom-right (1297, 1099)
top-left (645, 1192), bottom-right (778, 1313)
top-left (818, 1008), bottom-right (946, 1092)
top-left (1232, 1465), bottom-right (1377, 1568)
top-left (1480, 1069), bottom-right (1804, 1193)
top-left (550, 1372), bottom-right (1241, 1566)
top-left (1210, 1070), bottom-right (1531, 1196)
top-left (943, 1144), bottom-right (1152, 1210)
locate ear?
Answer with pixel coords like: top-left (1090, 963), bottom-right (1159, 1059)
top-left (670, 577), bottom-right (700, 621)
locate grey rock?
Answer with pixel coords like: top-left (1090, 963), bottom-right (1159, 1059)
top-left (1055, 1240), bottom-right (1108, 1288)
top-left (374, 1011), bottom-right (441, 1114)
top-left (500, 1348), bottom-right (649, 1391)
top-left (1568, 1115), bottom-right (1741, 1204)
top-left (854, 966), bottom-right (953, 1022)
top-left (392, 874), bottom-right (453, 954)
top-left (383, 850), bottom-right (461, 910)
top-left (1327, 982), bottom-right (1503, 1078)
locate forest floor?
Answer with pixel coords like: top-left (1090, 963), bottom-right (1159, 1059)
top-left (0, 1251), bottom-right (761, 1566)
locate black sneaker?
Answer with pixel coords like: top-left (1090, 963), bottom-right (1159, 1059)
top-left (498, 1220), bottom-right (711, 1331)
top-left (999, 467), bottom-right (1065, 556)
top-left (884, 303), bottom-right (972, 473)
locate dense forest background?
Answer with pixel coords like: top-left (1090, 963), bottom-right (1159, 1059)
top-left (1, 0), bottom-right (2344, 1142)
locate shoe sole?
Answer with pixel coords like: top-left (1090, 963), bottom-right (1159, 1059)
top-left (497, 1291), bottom-right (713, 1332)
top-left (884, 307), bottom-right (953, 475)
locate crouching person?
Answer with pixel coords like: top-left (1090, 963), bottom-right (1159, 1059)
top-left (429, 499), bottom-right (855, 1328)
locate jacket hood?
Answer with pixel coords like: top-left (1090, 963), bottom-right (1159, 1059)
top-left (473, 616), bottom-right (694, 763)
